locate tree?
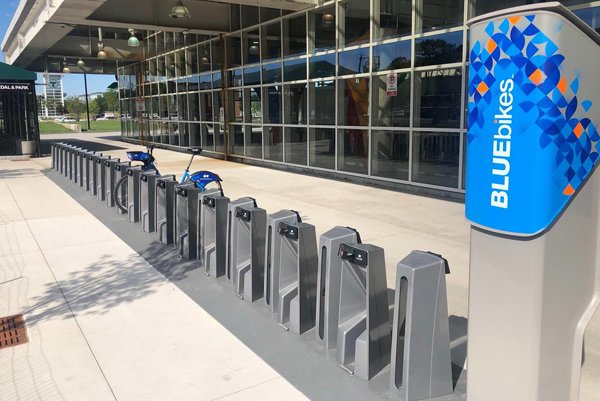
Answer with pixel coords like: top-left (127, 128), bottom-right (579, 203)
top-left (89, 98), bottom-right (100, 117)
top-left (64, 97), bottom-right (86, 121)
top-left (95, 94), bottom-right (108, 114)
top-left (104, 89), bottom-right (119, 113)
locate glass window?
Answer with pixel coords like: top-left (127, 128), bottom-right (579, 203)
top-left (264, 126), bottom-right (283, 161)
top-left (283, 15), bottom-right (306, 56)
top-left (157, 57), bottom-right (166, 81)
top-left (244, 66), bottom-right (261, 86)
top-left (231, 125), bottom-right (245, 155)
top-left (284, 58), bottom-right (307, 82)
top-left (420, 0), bottom-right (464, 32)
top-left (263, 21), bottom-right (281, 60)
top-left (262, 62), bottom-right (282, 84)
top-left (309, 80), bottom-right (336, 125)
top-left (414, 67), bottom-right (462, 128)
top-left (226, 34), bottom-right (241, 68)
top-left (199, 73), bottom-right (211, 90)
top-left (168, 94), bottom-right (178, 119)
top-left (312, 6), bottom-right (336, 52)
top-left (212, 72), bottom-right (222, 89)
top-left (338, 129), bottom-right (368, 174)
top-left (574, 7), bottom-right (600, 34)
top-left (245, 125), bottom-right (263, 158)
top-left (212, 40), bottom-right (223, 70)
top-left (473, 0), bottom-right (524, 18)
top-left (285, 127), bottom-right (307, 165)
top-left (188, 76), bottom-right (199, 92)
top-left (147, 35), bottom-right (156, 57)
top-left (338, 77), bottom-right (369, 126)
top-left (371, 130), bottom-right (409, 180)
top-left (263, 86), bottom-right (281, 124)
top-left (156, 33), bottom-right (165, 54)
top-left (341, 0), bottom-right (370, 47)
top-left (188, 93), bottom-right (200, 121)
top-left (230, 89), bottom-right (243, 122)
top-left (231, 4), bottom-right (241, 31)
top-left (377, 0), bottom-right (411, 40)
top-left (372, 73), bottom-right (410, 127)
top-left (216, 124), bottom-right (225, 153)
top-left (202, 123), bottom-right (215, 150)
top-left (373, 41), bottom-right (411, 72)
top-left (199, 44), bottom-right (211, 72)
top-left (245, 88), bottom-right (262, 123)
top-left (284, 83), bottom-right (307, 125)
top-left (310, 128), bottom-right (335, 169)
top-left (231, 68), bottom-right (243, 87)
top-left (338, 47), bottom-right (370, 76)
top-left (165, 32), bottom-right (175, 52)
top-left (242, 5), bottom-right (259, 27)
top-left (309, 54), bottom-right (336, 79)
top-left (200, 92), bottom-right (213, 121)
top-left (415, 31), bottom-right (463, 67)
top-left (244, 29), bottom-right (261, 65)
top-left (213, 92), bottom-right (223, 123)
top-left (261, 7), bottom-right (280, 22)
top-left (166, 54), bottom-right (175, 79)
top-left (412, 131), bottom-right (460, 187)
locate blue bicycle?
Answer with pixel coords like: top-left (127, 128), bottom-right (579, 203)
top-left (113, 146), bottom-right (223, 213)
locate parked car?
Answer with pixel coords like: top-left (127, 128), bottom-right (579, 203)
top-left (54, 116), bottom-right (77, 123)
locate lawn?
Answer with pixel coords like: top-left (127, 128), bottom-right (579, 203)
top-left (39, 119), bottom-right (121, 134)
top-left (39, 121), bottom-right (73, 134)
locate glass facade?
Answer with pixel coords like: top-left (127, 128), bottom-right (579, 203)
top-left (119, 0), bottom-right (600, 194)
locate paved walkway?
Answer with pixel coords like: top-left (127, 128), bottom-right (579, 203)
top-left (0, 158), bottom-right (307, 401)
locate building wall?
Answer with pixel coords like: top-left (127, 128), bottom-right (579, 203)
top-left (118, 0), bottom-right (600, 194)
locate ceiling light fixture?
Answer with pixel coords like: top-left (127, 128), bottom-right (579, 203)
top-left (322, 13), bottom-right (335, 28)
top-left (170, 0), bottom-right (190, 18)
top-left (128, 29), bottom-right (140, 47)
top-left (62, 58), bottom-right (70, 74)
top-left (77, 58), bottom-right (86, 68)
top-left (97, 27), bottom-right (107, 59)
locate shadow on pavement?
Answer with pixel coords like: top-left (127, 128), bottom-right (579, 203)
top-left (39, 137), bottom-right (126, 156)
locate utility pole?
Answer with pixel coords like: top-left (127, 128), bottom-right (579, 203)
top-left (84, 72), bottom-right (91, 131)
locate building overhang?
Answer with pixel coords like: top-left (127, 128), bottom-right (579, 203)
top-left (3, 0), bottom-right (316, 75)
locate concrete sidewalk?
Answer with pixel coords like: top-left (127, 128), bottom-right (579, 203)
top-left (0, 159), bottom-right (307, 401)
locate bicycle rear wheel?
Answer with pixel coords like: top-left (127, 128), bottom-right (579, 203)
top-left (113, 175), bottom-right (128, 213)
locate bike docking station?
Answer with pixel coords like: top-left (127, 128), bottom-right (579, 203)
top-left (335, 243), bottom-right (390, 380)
top-left (264, 210), bottom-right (303, 313)
top-left (89, 153), bottom-right (101, 197)
top-left (229, 201), bottom-right (267, 302)
top-left (275, 220), bottom-right (318, 335)
top-left (198, 190), bottom-right (229, 277)
top-left (80, 150), bottom-right (95, 191)
top-left (156, 175), bottom-right (177, 245)
top-left (390, 251), bottom-right (452, 400)
top-left (73, 147), bottom-right (83, 185)
top-left (95, 154), bottom-right (111, 201)
top-left (315, 226), bottom-right (362, 350)
top-left (113, 161), bottom-right (131, 214)
top-left (126, 166), bottom-right (143, 222)
top-left (174, 183), bottom-right (202, 259)
top-left (226, 197), bottom-right (257, 282)
top-left (140, 170), bottom-right (158, 232)
top-left (466, 4), bottom-right (600, 401)
top-left (104, 157), bottom-right (121, 208)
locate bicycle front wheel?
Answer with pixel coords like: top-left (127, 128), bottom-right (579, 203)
top-left (113, 175), bottom-right (129, 213)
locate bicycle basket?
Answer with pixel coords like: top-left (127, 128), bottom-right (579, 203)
top-left (127, 151), bottom-right (150, 161)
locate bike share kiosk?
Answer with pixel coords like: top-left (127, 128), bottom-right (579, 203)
top-left (81, 150), bottom-right (95, 191)
top-left (390, 251), bottom-right (452, 400)
top-left (95, 154), bottom-right (111, 201)
top-left (174, 183), bottom-right (202, 259)
top-left (113, 161), bottom-right (131, 214)
top-left (226, 197), bottom-right (257, 281)
top-left (77, 149), bottom-right (88, 187)
top-left (264, 210), bottom-right (303, 313)
top-left (315, 227), bottom-right (361, 349)
top-left (127, 166), bottom-right (143, 222)
top-left (104, 158), bottom-right (121, 207)
top-left (467, 4), bottom-right (600, 401)
top-left (140, 171), bottom-right (158, 232)
top-left (156, 175), bottom-right (177, 245)
top-left (230, 203), bottom-right (267, 302)
top-left (198, 191), bottom-right (229, 277)
top-left (276, 220), bottom-right (318, 335)
top-left (89, 153), bottom-right (102, 196)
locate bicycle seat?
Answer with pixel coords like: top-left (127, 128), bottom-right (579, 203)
top-left (187, 148), bottom-right (202, 155)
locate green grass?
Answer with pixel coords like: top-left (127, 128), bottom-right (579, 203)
top-left (80, 120), bottom-right (121, 132)
top-left (39, 121), bottom-right (74, 134)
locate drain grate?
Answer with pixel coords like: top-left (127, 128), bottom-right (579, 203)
top-left (0, 314), bottom-right (29, 350)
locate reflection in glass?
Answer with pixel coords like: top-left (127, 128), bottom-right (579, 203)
top-left (338, 78), bottom-right (369, 126)
top-left (213, 91), bottom-right (222, 123)
top-left (263, 21), bottom-right (281, 60)
top-left (284, 58), bottom-right (307, 81)
top-left (377, 0), bottom-right (411, 40)
top-left (245, 29), bottom-right (261, 65)
top-left (342, 0), bottom-right (370, 47)
top-left (212, 72), bottom-right (222, 89)
top-left (338, 48), bottom-right (370, 76)
top-left (231, 124), bottom-right (244, 155)
top-left (574, 7), bottom-right (600, 34)
top-left (338, 129), bottom-right (368, 174)
top-left (284, 15), bottom-right (306, 56)
top-left (190, 123), bottom-right (201, 146)
top-left (414, 68), bottom-right (462, 128)
top-left (415, 31), bottom-right (463, 67)
top-left (312, 6), bottom-right (336, 52)
top-left (231, 69), bottom-right (243, 87)
top-left (473, 0), bottom-right (524, 18)
top-left (230, 89), bottom-right (243, 122)
top-left (262, 62), bottom-right (282, 84)
top-left (309, 80), bottom-right (335, 125)
top-left (245, 88), bottom-right (262, 123)
top-left (264, 86), bottom-right (281, 124)
top-left (200, 92), bottom-right (213, 121)
top-left (264, 126), bottom-right (283, 161)
top-left (310, 128), bottom-right (335, 169)
top-left (372, 73), bottom-right (410, 127)
top-left (245, 125), bottom-right (263, 158)
top-left (216, 124), bottom-right (225, 153)
top-left (284, 83), bottom-right (307, 125)
top-left (202, 124), bottom-right (215, 150)
top-left (309, 53), bottom-right (336, 79)
top-left (199, 74), bottom-right (211, 90)
top-left (186, 47), bottom-right (198, 75)
top-left (212, 40), bottom-right (222, 70)
top-left (421, 0), bottom-right (463, 32)
top-left (371, 130), bottom-right (409, 180)
top-left (412, 131), bottom-right (459, 187)
top-left (199, 43), bottom-right (211, 72)
top-left (373, 41), bottom-right (411, 72)
top-left (285, 127), bottom-right (307, 165)
top-left (244, 66), bottom-right (261, 86)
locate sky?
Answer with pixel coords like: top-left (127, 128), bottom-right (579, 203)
top-left (0, 2), bottom-right (115, 97)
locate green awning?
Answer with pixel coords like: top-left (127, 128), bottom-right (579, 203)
top-left (107, 82), bottom-right (118, 90)
top-left (0, 61), bottom-right (36, 81)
